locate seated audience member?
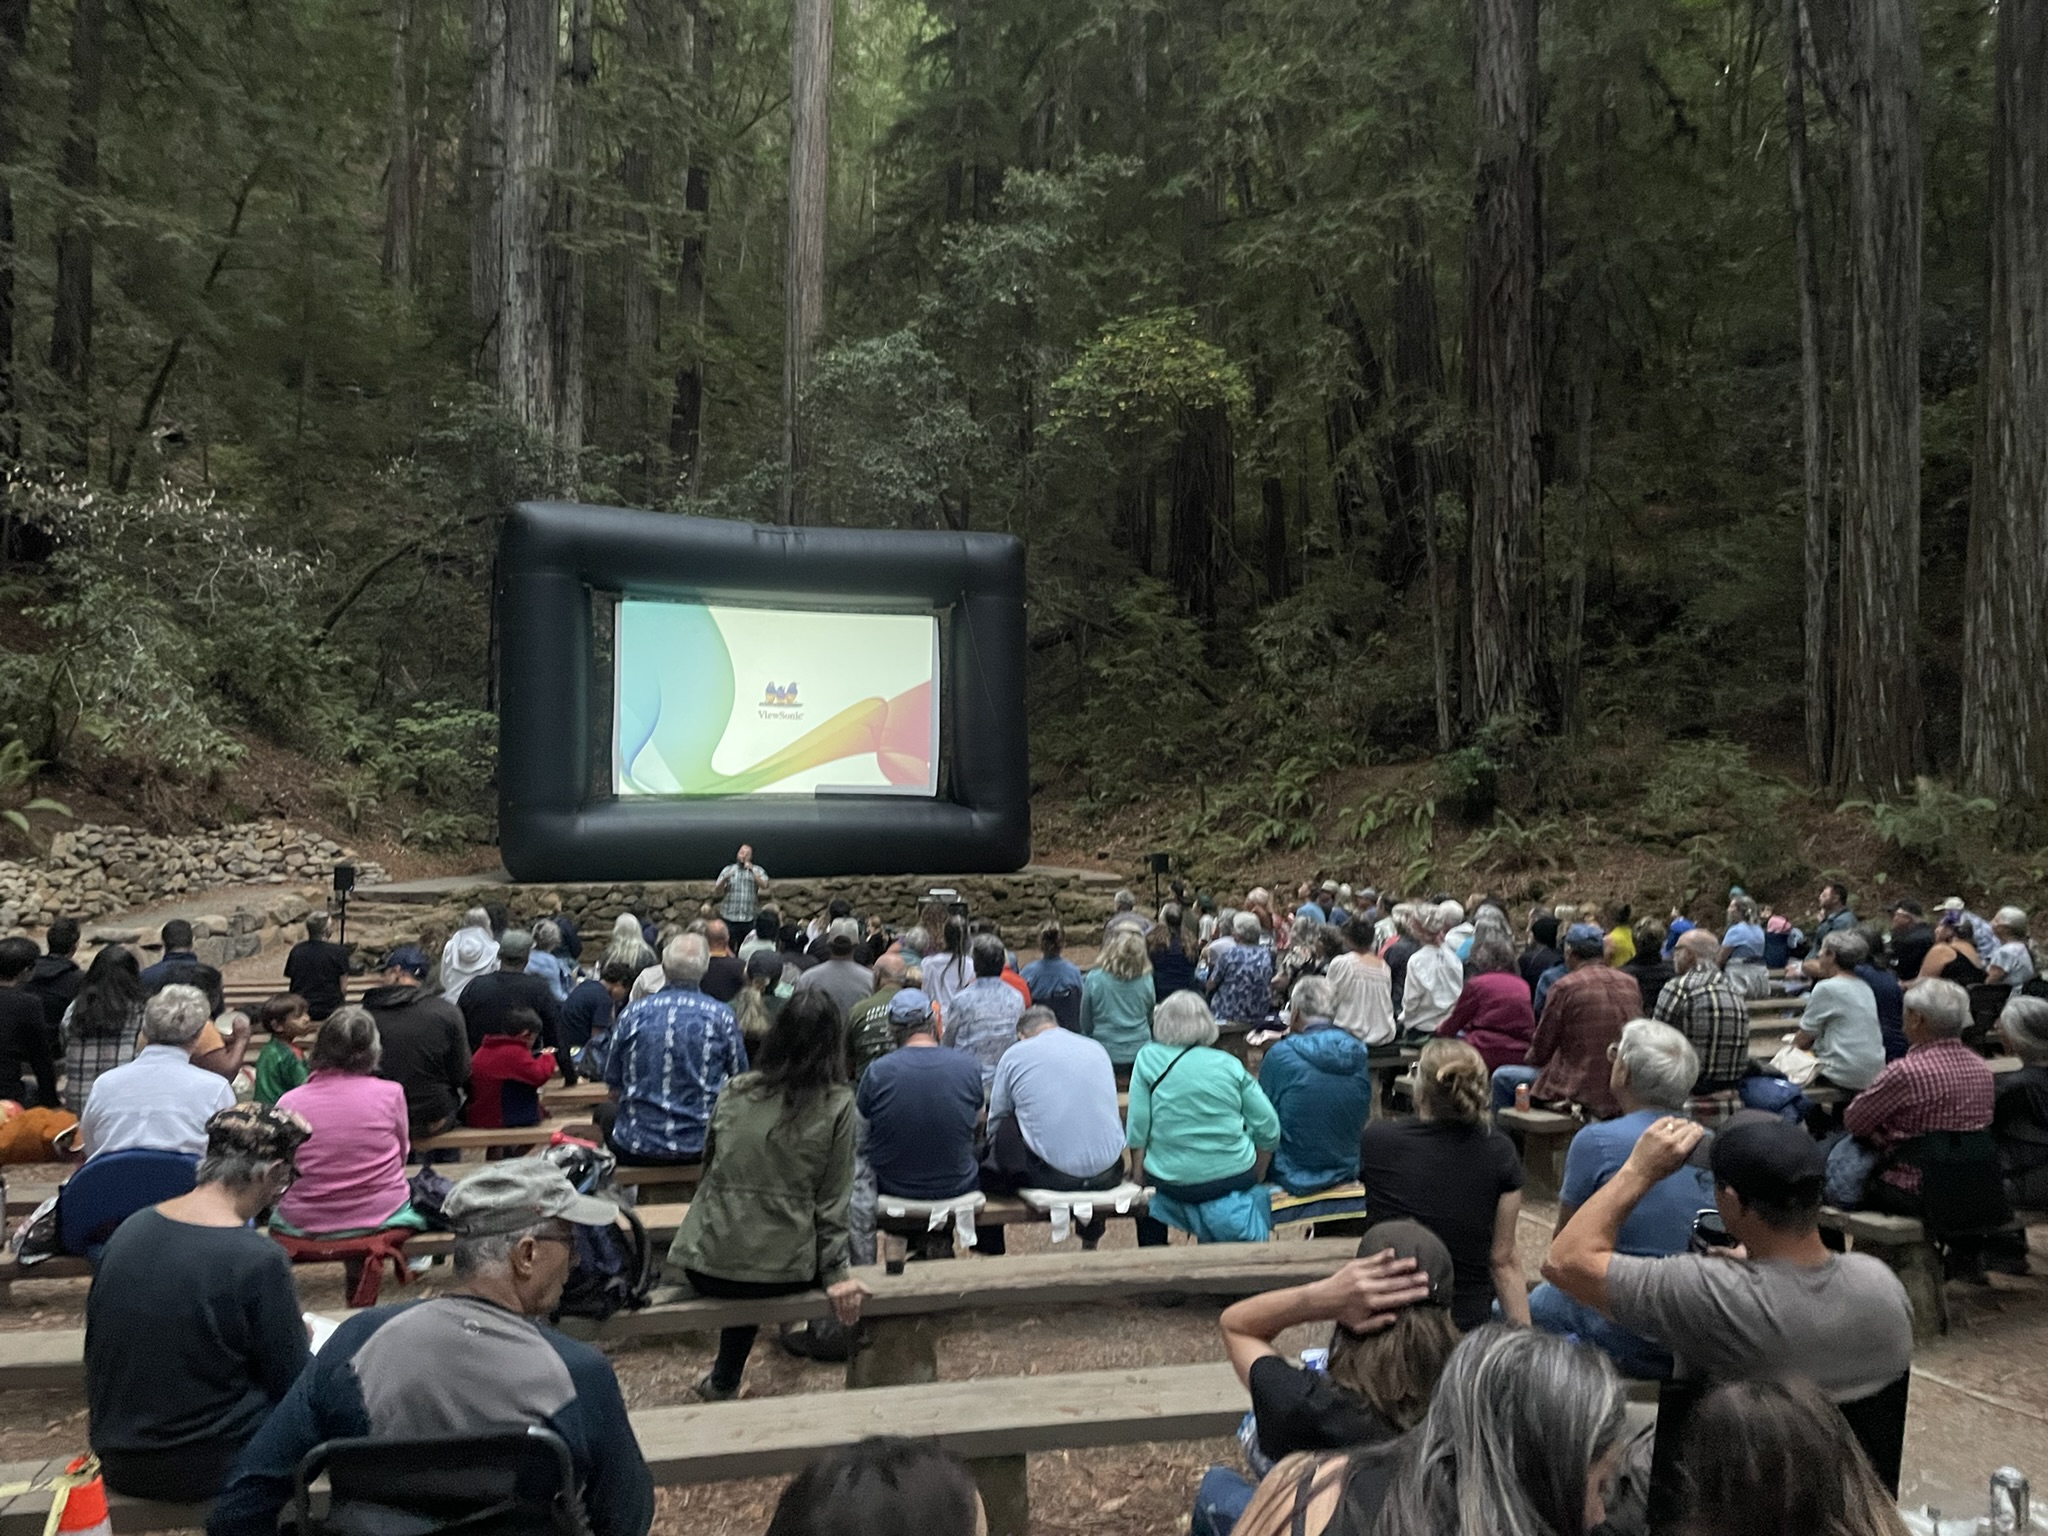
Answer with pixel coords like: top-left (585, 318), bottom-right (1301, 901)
top-left (1195, 1227), bottom-right (1456, 1536)
top-left (941, 933), bottom-right (1025, 1090)
top-left (23, 917), bottom-right (84, 1048)
top-left (1605, 904), bottom-right (1637, 967)
top-left (1917, 915), bottom-right (1986, 985)
top-left (1791, 931), bottom-right (1886, 1090)
top-left (1381, 908), bottom-right (1421, 1019)
top-left (1988, 906), bottom-right (2037, 987)
top-left (856, 989), bottom-right (982, 1204)
top-left (273, 1008), bottom-right (424, 1239)
top-left (793, 917), bottom-right (877, 1020)
top-left (140, 919), bottom-right (225, 1014)
top-left (1399, 903), bottom-right (1465, 1038)
top-left (1846, 926), bottom-right (1910, 1060)
top-left (765, 1438), bottom-right (982, 1536)
top-left (1887, 899), bottom-right (1937, 980)
top-left (699, 919), bottom-right (747, 1003)
top-left (1105, 887), bottom-right (1151, 939)
top-left (524, 920), bottom-right (577, 1003)
top-left (1652, 929), bottom-right (1751, 1092)
top-left (1021, 922), bottom-right (1085, 1029)
top-left (1994, 995), bottom-right (2048, 1209)
top-left (1148, 904), bottom-right (1202, 1000)
top-left (1517, 910), bottom-right (1563, 993)
top-left (458, 929), bottom-right (572, 1081)
top-left (1081, 927), bottom-right (1157, 1068)
top-left (1271, 914), bottom-right (1327, 1007)
top-left (1323, 916), bottom-right (1395, 1046)
top-left (737, 911), bottom-right (779, 966)
top-left (665, 991), bottom-right (864, 1401)
top-left (208, 1160), bottom-right (656, 1536)
top-left (561, 956), bottom-right (633, 1059)
top-left (1839, 976), bottom-right (1996, 1216)
top-left (980, 1006), bottom-right (1126, 1251)
top-left (466, 1007), bottom-right (557, 1128)
top-left (1622, 918), bottom-right (1674, 1013)
top-left (249, 993), bottom-right (313, 1106)
top-left (577, 961), bottom-right (643, 1081)
top-left (1258, 977), bottom-right (1372, 1195)
top-left (1494, 923), bottom-right (1638, 1115)
top-left (1127, 991), bottom-right (1281, 1245)
top-left (1527, 1022), bottom-right (1711, 1378)
top-left (363, 946), bottom-right (473, 1140)
top-left (1543, 1115), bottom-right (1914, 1402)
top-left (1209, 911), bottom-right (1278, 1027)
top-left (0, 937), bottom-right (60, 1109)
top-left (1234, 1326), bottom-right (1626, 1536)
top-left (1816, 880), bottom-right (1859, 941)
top-left (604, 934), bottom-right (748, 1167)
top-left (437, 907), bottom-right (500, 1005)
top-left (283, 912), bottom-right (353, 1021)
top-left (61, 946), bottom-right (147, 1113)
top-left (1355, 1039), bottom-right (1528, 1329)
top-left (1718, 896), bottom-right (1769, 996)
top-left (843, 952), bottom-right (908, 1080)
top-left (87, 1105), bottom-right (314, 1503)
top-left (80, 984), bottom-right (236, 1157)
top-left (1673, 1377), bottom-right (1913, 1536)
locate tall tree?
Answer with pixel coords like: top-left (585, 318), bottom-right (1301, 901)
top-left (49, 0), bottom-right (106, 471)
top-left (549, 0), bottom-right (593, 468)
top-left (1465, 0), bottom-right (1544, 724)
top-left (1828, 0), bottom-right (1923, 793)
top-left (468, 0), bottom-right (506, 380)
top-left (782, 0), bottom-right (833, 523)
top-left (669, 0), bottom-right (713, 496)
top-left (1960, 0), bottom-right (2048, 812)
top-left (1784, 0), bottom-right (1832, 786)
top-left (496, 0), bottom-right (560, 445)
top-left (0, 0), bottom-right (25, 464)
top-left (382, 0), bottom-right (416, 289)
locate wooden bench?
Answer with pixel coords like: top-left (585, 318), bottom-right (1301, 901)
top-left (1495, 1106), bottom-right (1582, 1198)
top-left (411, 1119), bottom-right (598, 1159)
top-left (0, 1361), bottom-right (1249, 1536)
top-left (1817, 1205), bottom-right (1945, 1342)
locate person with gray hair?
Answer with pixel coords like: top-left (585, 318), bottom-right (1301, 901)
top-left (524, 918), bottom-right (575, 1003)
top-left (939, 932), bottom-right (1025, 1091)
top-left (437, 905), bottom-right (500, 1005)
top-left (78, 983), bottom-right (236, 1158)
top-left (1988, 906), bottom-right (2037, 987)
top-left (272, 1008), bottom-right (428, 1242)
top-left (602, 928), bottom-right (746, 1166)
top-left (1650, 928), bottom-right (1750, 1092)
top-left (1993, 995), bottom-right (2048, 1213)
top-left (1399, 901), bottom-right (1466, 1039)
top-left (794, 916), bottom-right (877, 1020)
top-left (1105, 888), bottom-right (1151, 940)
top-left (1791, 930), bottom-right (1885, 1090)
top-left (980, 1004), bottom-right (1129, 1252)
top-left (1841, 976), bottom-right (1998, 1217)
top-left (1257, 974), bottom-right (1372, 1196)
top-left (456, 927), bottom-right (570, 1081)
top-left (1128, 990), bottom-right (1280, 1246)
top-left (1523, 1020), bottom-right (1711, 1378)
top-left (1207, 910), bottom-right (1278, 1027)
top-left (86, 1104), bottom-right (315, 1503)
top-left (208, 1158), bottom-right (654, 1536)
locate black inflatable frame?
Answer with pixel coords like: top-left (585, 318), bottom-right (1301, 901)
top-left (496, 502), bottom-right (1030, 880)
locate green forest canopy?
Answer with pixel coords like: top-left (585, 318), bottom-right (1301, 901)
top-left (0, 0), bottom-right (2043, 888)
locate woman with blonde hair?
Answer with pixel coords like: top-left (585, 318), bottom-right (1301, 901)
top-left (1081, 926), bottom-right (1156, 1069)
top-left (1354, 1039), bottom-right (1528, 1328)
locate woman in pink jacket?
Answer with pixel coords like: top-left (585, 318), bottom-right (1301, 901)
top-left (274, 1007), bottom-right (425, 1237)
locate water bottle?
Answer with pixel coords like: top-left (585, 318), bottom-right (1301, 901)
top-left (1990, 1467), bottom-right (2030, 1535)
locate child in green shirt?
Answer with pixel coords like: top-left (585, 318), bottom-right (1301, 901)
top-left (251, 993), bottom-right (313, 1105)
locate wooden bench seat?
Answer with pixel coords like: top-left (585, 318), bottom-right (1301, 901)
top-left (1495, 1105), bottom-right (1581, 1197)
top-left (0, 1361), bottom-right (1248, 1536)
top-left (411, 1118), bottom-right (598, 1157)
top-left (1817, 1205), bottom-right (1943, 1340)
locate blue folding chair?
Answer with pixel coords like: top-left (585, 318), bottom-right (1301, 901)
top-left (57, 1149), bottom-right (199, 1260)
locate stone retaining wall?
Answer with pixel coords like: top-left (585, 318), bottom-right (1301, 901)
top-left (0, 821), bottom-right (387, 932)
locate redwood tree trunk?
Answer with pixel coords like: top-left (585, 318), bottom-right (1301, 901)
top-left (468, 0), bottom-right (506, 380)
top-left (1466, 0), bottom-right (1544, 724)
top-left (1960, 0), bottom-right (2048, 812)
top-left (1169, 405), bottom-right (1231, 624)
top-left (1784, 0), bottom-right (1832, 786)
top-left (548, 0), bottom-right (593, 475)
top-left (782, 0), bottom-right (833, 524)
top-left (0, 0), bottom-right (25, 464)
top-left (382, 0), bottom-right (415, 288)
top-left (497, 0), bottom-right (560, 440)
top-left (1830, 0), bottom-right (1923, 793)
top-left (669, 0), bottom-right (713, 496)
top-left (49, 0), bottom-right (105, 471)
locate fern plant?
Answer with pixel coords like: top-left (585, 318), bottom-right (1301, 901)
top-left (0, 739), bottom-right (74, 839)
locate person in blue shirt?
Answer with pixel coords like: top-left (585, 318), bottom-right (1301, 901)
top-left (602, 934), bottom-right (747, 1165)
top-left (1256, 976), bottom-right (1371, 1195)
top-left (525, 920), bottom-right (577, 1003)
top-left (561, 959), bottom-right (634, 1062)
top-left (856, 989), bottom-right (983, 1205)
top-left (1019, 922), bottom-right (1084, 1032)
top-left (1523, 1019), bottom-right (1712, 1378)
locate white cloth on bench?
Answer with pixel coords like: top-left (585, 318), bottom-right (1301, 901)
top-left (877, 1191), bottom-right (986, 1249)
top-left (1016, 1183), bottom-right (1152, 1244)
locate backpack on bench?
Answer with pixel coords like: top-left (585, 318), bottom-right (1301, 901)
top-left (541, 1141), bottom-right (654, 1323)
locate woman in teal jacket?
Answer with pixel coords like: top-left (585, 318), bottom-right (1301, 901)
top-left (1080, 928), bottom-right (1157, 1069)
top-left (1126, 989), bottom-right (1280, 1244)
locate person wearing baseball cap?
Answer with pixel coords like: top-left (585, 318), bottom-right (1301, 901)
top-left (209, 1157), bottom-right (654, 1536)
top-left (1544, 1114), bottom-right (1913, 1404)
top-left (87, 1104), bottom-right (315, 1503)
top-left (360, 943), bottom-right (472, 1141)
top-left (855, 988), bottom-right (983, 1225)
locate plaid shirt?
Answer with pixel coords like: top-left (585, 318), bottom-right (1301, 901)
top-left (61, 1009), bottom-right (143, 1114)
top-left (715, 862), bottom-right (766, 924)
top-left (1843, 1037), bottom-right (1994, 1191)
top-left (1652, 964), bottom-right (1750, 1090)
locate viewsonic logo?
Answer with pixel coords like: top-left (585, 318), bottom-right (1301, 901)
top-left (760, 681), bottom-right (802, 707)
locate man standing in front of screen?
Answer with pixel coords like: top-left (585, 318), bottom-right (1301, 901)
top-left (713, 845), bottom-right (770, 929)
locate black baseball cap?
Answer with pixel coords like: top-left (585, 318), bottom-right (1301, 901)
top-left (1709, 1116), bottom-right (1825, 1207)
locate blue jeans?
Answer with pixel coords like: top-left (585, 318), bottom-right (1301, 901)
top-left (1490, 1065), bottom-right (1538, 1111)
top-left (1525, 1282), bottom-right (1673, 1380)
top-left (1191, 1466), bottom-right (1257, 1536)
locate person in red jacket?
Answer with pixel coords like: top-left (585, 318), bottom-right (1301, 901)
top-left (1436, 934), bottom-right (1537, 1074)
top-left (465, 1008), bottom-right (556, 1129)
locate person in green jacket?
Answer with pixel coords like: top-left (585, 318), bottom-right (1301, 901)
top-left (666, 989), bottom-right (866, 1401)
top-left (1126, 990), bottom-right (1280, 1245)
top-left (249, 994), bottom-right (312, 1106)
top-left (1080, 928), bottom-right (1157, 1069)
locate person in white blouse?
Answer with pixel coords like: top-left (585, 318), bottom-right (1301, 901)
top-left (1401, 902), bottom-right (1467, 1039)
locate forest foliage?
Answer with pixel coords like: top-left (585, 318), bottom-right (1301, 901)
top-left (0, 0), bottom-right (2039, 882)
